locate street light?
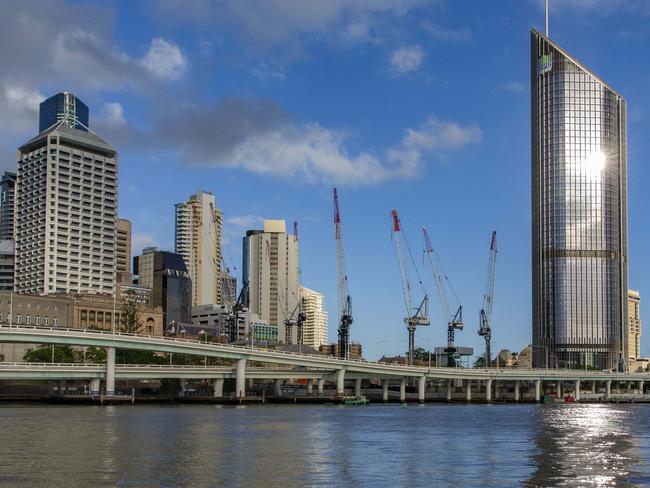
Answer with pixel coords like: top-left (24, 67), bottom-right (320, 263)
top-left (198, 329), bottom-right (207, 366)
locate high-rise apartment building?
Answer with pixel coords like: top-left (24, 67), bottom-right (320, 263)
top-left (15, 93), bottom-right (118, 295)
top-left (628, 290), bottom-right (641, 369)
top-left (0, 171), bottom-right (16, 240)
top-left (175, 190), bottom-right (222, 306)
top-left (116, 218), bottom-right (132, 284)
top-left (243, 220), bottom-right (299, 343)
top-left (301, 286), bottom-right (328, 349)
top-left (133, 247), bottom-right (192, 328)
top-left (0, 240), bottom-right (14, 291)
top-left (39, 92), bottom-right (89, 133)
top-left (531, 28), bottom-right (628, 370)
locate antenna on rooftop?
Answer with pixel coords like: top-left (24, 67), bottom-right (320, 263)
top-left (545, 0), bottom-right (549, 36)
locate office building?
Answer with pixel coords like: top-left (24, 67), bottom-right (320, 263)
top-left (220, 271), bottom-right (237, 306)
top-left (175, 190), bottom-right (222, 306)
top-left (320, 342), bottom-right (363, 360)
top-left (243, 220), bottom-right (300, 344)
top-left (628, 290), bottom-right (641, 369)
top-left (0, 240), bottom-right (14, 291)
top-left (116, 218), bottom-right (132, 284)
top-left (191, 304), bottom-right (274, 342)
top-left (301, 286), bottom-right (328, 349)
top-left (133, 247), bottom-right (192, 329)
top-left (15, 94), bottom-right (118, 295)
top-left (39, 92), bottom-right (89, 133)
top-left (531, 28), bottom-right (628, 370)
top-left (0, 171), bottom-right (16, 240)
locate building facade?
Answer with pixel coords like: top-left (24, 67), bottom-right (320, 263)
top-left (243, 220), bottom-right (300, 344)
top-left (133, 247), bottom-right (192, 329)
top-left (319, 342), bottom-right (363, 360)
top-left (0, 240), bottom-right (14, 291)
top-left (531, 29), bottom-right (628, 370)
top-left (116, 218), bottom-right (132, 284)
top-left (39, 92), bottom-right (89, 133)
top-left (301, 286), bottom-right (328, 349)
top-left (0, 171), bottom-right (16, 240)
top-left (15, 95), bottom-right (118, 295)
top-left (628, 289), bottom-right (641, 369)
top-left (175, 190), bottom-right (222, 306)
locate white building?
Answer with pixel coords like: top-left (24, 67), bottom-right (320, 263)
top-left (15, 119), bottom-right (118, 295)
top-left (301, 286), bottom-right (328, 349)
top-left (175, 190), bottom-right (222, 306)
top-left (243, 220), bottom-right (299, 344)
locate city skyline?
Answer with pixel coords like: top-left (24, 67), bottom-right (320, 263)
top-left (1, 1), bottom-right (650, 360)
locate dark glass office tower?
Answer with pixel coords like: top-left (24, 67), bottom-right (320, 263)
top-left (531, 28), bottom-right (628, 371)
top-left (39, 92), bottom-right (89, 133)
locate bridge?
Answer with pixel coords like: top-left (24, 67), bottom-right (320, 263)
top-left (0, 325), bottom-right (648, 402)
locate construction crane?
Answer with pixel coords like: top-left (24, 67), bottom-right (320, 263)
top-left (478, 231), bottom-right (497, 367)
top-left (333, 188), bottom-right (353, 359)
top-left (422, 227), bottom-right (463, 367)
top-left (283, 222), bottom-right (306, 346)
top-left (391, 210), bottom-right (430, 366)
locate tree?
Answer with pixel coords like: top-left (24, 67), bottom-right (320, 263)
top-left (406, 347), bottom-right (436, 365)
top-left (24, 345), bottom-right (77, 363)
top-left (473, 356), bottom-right (489, 368)
top-left (84, 346), bottom-right (107, 363)
top-left (120, 290), bottom-right (142, 334)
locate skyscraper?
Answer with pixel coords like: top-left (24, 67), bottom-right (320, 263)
top-left (0, 171), bottom-right (16, 240)
top-left (301, 286), bottom-right (328, 349)
top-left (15, 93), bottom-right (118, 295)
top-left (627, 290), bottom-right (641, 370)
top-left (175, 190), bottom-right (222, 306)
top-left (243, 220), bottom-right (300, 344)
top-left (39, 92), bottom-right (89, 133)
top-left (531, 28), bottom-right (628, 370)
top-left (116, 218), bottom-right (132, 284)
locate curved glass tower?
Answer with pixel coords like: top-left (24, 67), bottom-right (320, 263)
top-left (531, 28), bottom-right (628, 370)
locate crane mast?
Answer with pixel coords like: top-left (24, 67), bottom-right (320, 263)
top-left (423, 227), bottom-right (463, 367)
top-left (333, 188), bottom-right (353, 359)
top-left (284, 221), bottom-right (306, 346)
top-left (392, 210), bottom-right (429, 365)
top-left (478, 231), bottom-right (497, 367)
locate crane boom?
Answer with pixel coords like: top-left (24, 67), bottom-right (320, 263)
top-left (478, 231), bottom-right (497, 366)
top-left (333, 188), bottom-right (353, 359)
top-left (392, 210), bottom-right (429, 365)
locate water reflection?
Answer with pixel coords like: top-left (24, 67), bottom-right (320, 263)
top-left (526, 405), bottom-right (647, 487)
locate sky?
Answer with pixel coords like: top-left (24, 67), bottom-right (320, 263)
top-left (1, 0), bottom-right (650, 361)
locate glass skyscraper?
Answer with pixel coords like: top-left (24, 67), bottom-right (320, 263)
top-left (531, 28), bottom-right (628, 371)
top-left (39, 92), bottom-right (89, 133)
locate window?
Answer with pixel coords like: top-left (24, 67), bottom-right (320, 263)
top-left (26, 315), bottom-right (31, 325)
top-left (53, 318), bottom-right (58, 326)
top-left (35, 316), bottom-right (40, 325)
top-left (16, 315), bottom-right (21, 324)
top-left (44, 317), bottom-right (49, 326)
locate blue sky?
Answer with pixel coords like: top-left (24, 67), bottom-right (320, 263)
top-left (1, 0), bottom-right (650, 360)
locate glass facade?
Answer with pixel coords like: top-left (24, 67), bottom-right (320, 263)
top-left (39, 92), bottom-right (89, 133)
top-left (531, 29), bottom-right (628, 370)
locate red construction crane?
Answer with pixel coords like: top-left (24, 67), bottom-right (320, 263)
top-left (333, 188), bottom-right (353, 359)
top-left (392, 210), bottom-right (429, 366)
top-left (423, 227), bottom-right (463, 367)
top-left (478, 231), bottom-right (497, 367)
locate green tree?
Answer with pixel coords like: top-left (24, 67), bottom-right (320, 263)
top-left (120, 290), bottom-right (142, 334)
top-left (24, 345), bottom-right (78, 363)
top-left (84, 346), bottom-right (107, 363)
top-left (473, 356), bottom-right (489, 368)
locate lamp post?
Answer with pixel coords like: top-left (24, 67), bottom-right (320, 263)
top-left (198, 329), bottom-right (207, 366)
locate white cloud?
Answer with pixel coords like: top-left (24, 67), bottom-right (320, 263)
top-left (1, 85), bottom-right (44, 133)
top-left (132, 233), bottom-right (162, 253)
top-left (422, 22), bottom-right (472, 43)
top-left (225, 215), bottom-right (266, 230)
top-left (503, 81), bottom-right (525, 93)
top-left (389, 45), bottom-right (424, 76)
top-left (139, 38), bottom-right (187, 81)
top-left (100, 102), bottom-right (127, 127)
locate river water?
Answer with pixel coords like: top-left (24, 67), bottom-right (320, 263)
top-left (0, 403), bottom-right (648, 487)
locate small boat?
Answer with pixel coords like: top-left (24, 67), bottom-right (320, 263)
top-left (343, 396), bottom-right (370, 405)
top-left (564, 395), bottom-right (575, 403)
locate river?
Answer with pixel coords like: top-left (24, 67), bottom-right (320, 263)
top-left (0, 403), bottom-right (648, 487)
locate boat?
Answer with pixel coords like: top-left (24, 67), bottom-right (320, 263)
top-left (342, 396), bottom-right (370, 405)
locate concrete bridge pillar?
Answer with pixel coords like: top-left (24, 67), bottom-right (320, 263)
top-left (274, 379), bottom-right (283, 397)
top-left (535, 379), bottom-right (541, 402)
top-left (592, 381), bottom-right (597, 394)
top-left (213, 378), bottom-right (224, 397)
top-left (486, 379), bottom-right (492, 402)
top-left (605, 380), bottom-right (612, 400)
top-left (317, 378), bottom-right (324, 396)
top-left (494, 382), bottom-right (500, 401)
top-left (514, 380), bottom-right (521, 402)
top-left (336, 369), bottom-right (346, 396)
top-left (106, 347), bottom-right (115, 396)
top-left (179, 379), bottom-right (187, 397)
top-left (90, 378), bottom-right (100, 395)
top-left (639, 381), bottom-right (644, 394)
top-left (446, 379), bottom-right (452, 402)
top-left (465, 380), bottom-right (472, 402)
top-left (382, 379), bottom-right (389, 402)
top-left (557, 381), bottom-right (562, 399)
top-left (399, 378), bottom-right (406, 403)
top-left (574, 380), bottom-right (580, 401)
top-left (354, 378), bottom-right (362, 398)
top-left (418, 376), bottom-right (426, 403)
top-left (235, 359), bottom-right (246, 398)
top-left (307, 379), bottom-right (313, 396)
